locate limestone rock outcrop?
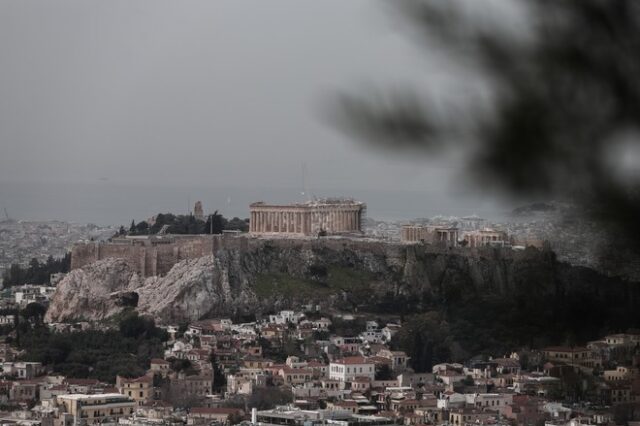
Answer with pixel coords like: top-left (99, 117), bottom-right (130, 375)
top-left (45, 238), bottom-right (640, 327)
top-left (135, 255), bottom-right (255, 324)
top-left (45, 254), bottom-right (252, 324)
top-left (44, 258), bottom-right (141, 323)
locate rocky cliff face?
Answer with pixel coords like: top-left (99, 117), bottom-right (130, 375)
top-left (45, 255), bottom-right (256, 324)
top-left (44, 258), bottom-right (143, 322)
top-left (45, 238), bottom-right (640, 330)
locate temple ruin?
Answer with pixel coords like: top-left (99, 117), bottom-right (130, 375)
top-left (401, 224), bottom-right (459, 247)
top-left (463, 229), bottom-right (509, 247)
top-left (249, 199), bottom-right (365, 236)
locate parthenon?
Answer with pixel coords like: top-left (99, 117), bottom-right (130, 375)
top-left (249, 199), bottom-right (365, 236)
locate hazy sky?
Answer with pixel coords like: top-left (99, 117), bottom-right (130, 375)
top-left (0, 1), bottom-right (514, 223)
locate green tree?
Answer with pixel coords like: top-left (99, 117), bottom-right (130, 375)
top-left (375, 363), bottom-right (394, 380)
top-left (118, 311), bottom-right (157, 339)
top-left (135, 221), bottom-right (149, 235)
top-left (21, 303), bottom-right (46, 325)
top-left (208, 211), bottom-right (226, 234)
top-left (210, 355), bottom-right (227, 390)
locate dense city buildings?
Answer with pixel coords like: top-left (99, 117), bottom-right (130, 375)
top-left (2, 198), bottom-right (639, 425)
top-left (56, 393), bottom-right (136, 424)
top-left (1, 308), bottom-right (637, 425)
top-left (0, 220), bottom-right (115, 283)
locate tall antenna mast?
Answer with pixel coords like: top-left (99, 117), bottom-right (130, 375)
top-left (301, 162), bottom-right (312, 202)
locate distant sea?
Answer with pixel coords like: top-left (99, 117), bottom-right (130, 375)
top-left (0, 181), bottom-right (516, 227)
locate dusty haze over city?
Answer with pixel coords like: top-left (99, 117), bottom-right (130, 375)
top-left (0, 0), bottom-right (517, 225)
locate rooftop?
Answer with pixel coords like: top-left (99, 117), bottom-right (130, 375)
top-left (58, 393), bottom-right (130, 401)
top-left (333, 356), bottom-right (372, 365)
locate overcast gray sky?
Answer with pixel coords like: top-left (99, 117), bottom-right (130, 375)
top-left (0, 0), bottom-right (515, 223)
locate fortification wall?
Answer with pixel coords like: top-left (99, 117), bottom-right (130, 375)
top-left (71, 233), bottom-right (542, 277)
top-left (240, 235), bottom-right (544, 263)
top-left (71, 236), bottom-right (216, 277)
top-left (70, 243), bottom-right (98, 271)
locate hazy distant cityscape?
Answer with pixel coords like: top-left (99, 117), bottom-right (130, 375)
top-left (2, 0), bottom-right (640, 425)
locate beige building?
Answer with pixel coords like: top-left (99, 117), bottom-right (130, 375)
top-left (604, 333), bottom-right (640, 346)
top-left (249, 199), bottom-right (365, 236)
top-left (604, 366), bottom-right (639, 382)
top-left (449, 408), bottom-right (498, 425)
top-left (57, 393), bottom-right (136, 424)
top-left (169, 374), bottom-right (213, 399)
top-left (376, 349), bottom-right (409, 372)
top-left (149, 359), bottom-right (171, 377)
top-left (543, 347), bottom-right (600, 368)
top-left (401, 225), bottom-right (459, 247)
top-left (278, 367), bottom-right (314, 385)
top-left (188, 407), bottom-right (244, 425)
top-left (116, 375), bottom-right (153, 405)
top-left (329, 356), bottom-right (375, 382)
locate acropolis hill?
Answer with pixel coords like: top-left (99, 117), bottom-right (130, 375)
top-left (72, 198), bottom-right (367, 276)
top-left (53, 199), bottom-right (640, 337)
top-left (52, 233), bottom-right (639, 326)
top-left (68, 197), bottom-right (517, 277)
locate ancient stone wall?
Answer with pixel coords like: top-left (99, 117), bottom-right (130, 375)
top-left (71, 236), bottom-right (216, 277)
top-left (71, 232), bottom-right (540, 278)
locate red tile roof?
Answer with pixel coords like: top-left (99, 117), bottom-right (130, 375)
top-left (333, 356), bottom-right (372, 365)
top-left (120, 375), bottom-right (153, 384)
